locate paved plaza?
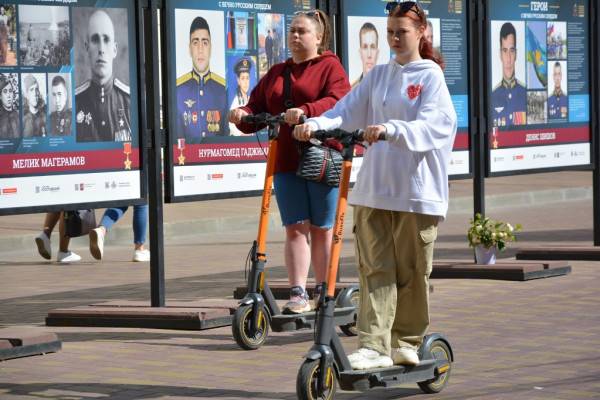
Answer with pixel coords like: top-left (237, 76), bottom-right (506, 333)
top-left (0, 171), bottom-right (599, 399)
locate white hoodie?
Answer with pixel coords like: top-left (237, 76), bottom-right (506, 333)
top-left (306, 59), bottom-right (457, 218)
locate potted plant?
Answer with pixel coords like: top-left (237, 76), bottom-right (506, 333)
top-left (467, 213), bottom-right (522, 265)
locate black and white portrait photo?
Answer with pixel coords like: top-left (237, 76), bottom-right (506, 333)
top-left (48, 72), bottom-right (72, 136)
top-left (18, 5), bottom-right (70, 67)
top-left (0, 72), bottom-right (19, 139)
top-left (21, 73), bottom-right (47, 138)
top-left (72, 7), bottom-right (131, 142)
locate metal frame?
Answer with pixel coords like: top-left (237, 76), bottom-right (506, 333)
top-left (482, 0), bottom-right (594, 178)
top-left (0, 0), bottom-right (148, 216)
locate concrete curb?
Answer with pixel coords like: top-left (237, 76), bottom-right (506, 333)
top-left (0, 186), bottom-right (592, 255)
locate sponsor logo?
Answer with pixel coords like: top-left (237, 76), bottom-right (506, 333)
top-left (532, 153), bottom-right (547, 160)
top-left (36, 186), bottom-right (40, 193)
top-left (41, 185), bottom-right (60, 193)
top-left (513, 154), bottom-right (525, 161)
top-left (207, 173), bottom-right (224, 180)
top-left (2, 187), bottom-right (17, 194)
top-left (237, 172), bottom-right (257, 179)
top-left (571, 151), bottom-right (585, 157)
top-left (494, 156), bottom-right (505, 162)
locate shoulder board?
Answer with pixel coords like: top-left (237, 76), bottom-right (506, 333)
top-left (208, 72), bottom-right (226, 86)
top-left (516, 79), bottom-right (526, 89)
top-left (114, 78), bottom-right (130, 95)
top-left (176, 72), bottom-right (194, 86)
top-left (75, 80), bottom-right (91, 96)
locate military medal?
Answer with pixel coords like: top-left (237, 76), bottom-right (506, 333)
top-left (192, 111), bottom-right (198, 124)
top-left (207, 111), bottom-right (213, 132)
top-left (183, 111), bottom-right (189, 127)
top-left (214, 110), bottom-right (221, 132)
top-left (177, 138), bottom-right (186, 165)
top-left (123, 142), bottom-right (132, 170)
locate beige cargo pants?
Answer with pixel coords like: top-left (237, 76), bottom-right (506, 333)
top-left (353, 205), bottom-right (438, 356)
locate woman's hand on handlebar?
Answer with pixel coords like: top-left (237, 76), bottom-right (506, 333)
top-left (364, 125), bottom-right (387, 144)
top-left (284, 108), bottom-right (305, 125)
top-left (229, 108), bottom-right (249, 125)
top-left (292, 123), bottom-right (313, 142)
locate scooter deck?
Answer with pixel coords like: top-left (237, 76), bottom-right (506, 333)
top-left (339, 359), bottom-right (437, 391)
top-left (270, 306), bottom-right (355, 332)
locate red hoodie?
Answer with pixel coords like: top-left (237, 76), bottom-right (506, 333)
top-left (236, 50), bottom-right (351, 173)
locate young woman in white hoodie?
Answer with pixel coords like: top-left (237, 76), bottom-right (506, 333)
top-left (293, 1), bottom-right (457, 370)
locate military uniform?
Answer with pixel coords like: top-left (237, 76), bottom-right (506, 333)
top-left (491, 77), bottom-right (527, 127)
top-left (0, 107), bottom-right (19, 139)
top-left (176, 69), bottom-right (227, 141)
top-left (75, 78), bottom-right (131, 142)
top-left (548, 88), bottom-right (568, 120)
top-left (22, 107), bottom-right (46, 137)
top-left (50, 108), bottom-right (72, 136)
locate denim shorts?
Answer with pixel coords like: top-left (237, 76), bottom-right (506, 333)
top-left (273, 172), bottom-right (339, 229)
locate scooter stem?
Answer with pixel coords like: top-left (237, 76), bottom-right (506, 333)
top-left (256, 129), bottom-right (278, 261)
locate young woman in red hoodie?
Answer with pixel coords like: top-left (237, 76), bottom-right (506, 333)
top-left (229, 9), bottom-right (350, 313)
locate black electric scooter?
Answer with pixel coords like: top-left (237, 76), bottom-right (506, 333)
top-left (296, 129), bottom-right (453, 399)
top-left (232, 113), bottom-right (359, 351)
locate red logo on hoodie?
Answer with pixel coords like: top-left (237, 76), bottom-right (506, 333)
top-left (407, 84), bottom-right (423, 100)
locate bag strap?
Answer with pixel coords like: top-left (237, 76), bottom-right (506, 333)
top-left (283, 66), bottom-right (294, 110)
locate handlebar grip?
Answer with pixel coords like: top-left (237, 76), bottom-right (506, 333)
top-left (241, 115), bottom-right (257, 124)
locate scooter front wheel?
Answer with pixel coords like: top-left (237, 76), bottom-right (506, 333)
top-left (232, 304), bottom-right (270, 350)
top-left (417, 339), bottom-right (452, 393)
top-left (296, 359), bottom-right (337, 400)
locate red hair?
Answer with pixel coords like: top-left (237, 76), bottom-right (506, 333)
top-left (389, 3), bottom-right (445, 70)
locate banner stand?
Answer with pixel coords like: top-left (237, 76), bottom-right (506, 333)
top-left (148, 0), bottom-right (166, 307)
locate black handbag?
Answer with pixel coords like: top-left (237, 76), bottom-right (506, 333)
top-left (64, 209), bottom-right (96, 238)
top-left (280, 66), bottom-right (343, 187)
top-left (296, 143), bottom-right (343, 187)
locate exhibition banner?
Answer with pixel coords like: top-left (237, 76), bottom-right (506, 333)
top-left (164, 0), bottom-right (317, 201)
top-left (0, 0), bottom-right (143, 213)
top-left (486, 0), bottom-right (591, 173)
top-left (340, 0), bottom-right (471, 176)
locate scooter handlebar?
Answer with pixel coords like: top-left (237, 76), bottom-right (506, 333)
top-left (241, 113), bottom-right (306, 125)
top-left (310, 129), bottom-right (386, 143)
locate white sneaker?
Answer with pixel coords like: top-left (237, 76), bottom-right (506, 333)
top-left (132, 249), bottom-right (150, 262)
top-left (35, 232), bottom-right (51, 260)
top-left (348, 347), bottom-right (393, 370)
top-left (89, 227), bottom-right (105, 260)
top-left (57, 251), bottom-right (81, 263)
top-left (391, 347), bottom-right (420, 366)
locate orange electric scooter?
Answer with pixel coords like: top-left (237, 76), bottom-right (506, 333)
top-left (231, 113), bottom-right (359, 351)
top-left (295, 128), bottom-right (453, 399)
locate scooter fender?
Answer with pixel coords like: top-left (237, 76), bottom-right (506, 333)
top-left (238, 292), bottom-right (263, 307)
top-left (420, 333), bottom-right (454, 361)
top-left (335, 285), bottom-right (359, 308)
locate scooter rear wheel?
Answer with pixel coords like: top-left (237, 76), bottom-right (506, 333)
top-left (417, 339), bottom-right (452, 393)
top-left (296, 359), bottom-right (336, 400)
top-left (232, 304), bottom-right (269, 350)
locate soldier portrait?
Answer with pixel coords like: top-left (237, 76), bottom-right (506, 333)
top-left (0, 73), bottom-right (19, 139)
top-left (21, 73), bottom-right (47, 138)
top-left (175, 11), bottom-right (227, 141)
top-left (547, 61), bottom-right (568, 120)
top-left (352, 22), bottom-right (379, 88)
top-left (490, 21), bottom-right (527, 127)
top-left (48, 73), bottom-right (72, 136)
top-left (227, 55), bottom-right (256, 136)
top-left (73, 8), bottom-right (131, 142)
top-left (347, 16), bottom-right (389, 89)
